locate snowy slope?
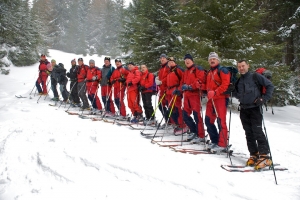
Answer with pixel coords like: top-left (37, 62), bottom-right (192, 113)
top-left (0, 49), bottom-right (299, 200)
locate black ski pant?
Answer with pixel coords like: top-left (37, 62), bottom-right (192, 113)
top-left (70, 81), bottom-right (80, 104)
top-left (240, 106), bottom-right (269, 155)
top-left (59, 79), bottom-right (69, 101)
top-left (141, 92), bottom-right (155, 120)
top-left (77, 81), bottom-right (89, 108)
top-left (51, 77), bottom-right (59, 98)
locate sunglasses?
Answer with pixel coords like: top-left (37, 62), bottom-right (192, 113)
top-left (78, 58), bottom-right (83, 61)
top-left (115, 59), bottom-right (122, 63)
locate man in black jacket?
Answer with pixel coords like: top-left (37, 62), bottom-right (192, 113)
top-left (235, 60), bottom-right (274, 170)
top-left (67, 59), bottom-right (81, 106)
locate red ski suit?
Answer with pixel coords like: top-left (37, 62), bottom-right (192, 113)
top-left (140, 69), bottom-right (154, 94)
top-left (86, 67), bottom-right (102, 110)
top-left (166, 65), bottom-right (185, 128)
top-left (110, 66), bottom-right (129, 117)
top-left (126, 66), bottom-right (142, 116)
top-left (36, 60), bottom-right (49, 93)
top-left (77, 64), bottom-right (89, 83)
top-left (180, 65), bottom-right (206, 138)
top-left (205, 65), bottom-right (230, 147)
top-left (157, 62), bottom-right (170, 120)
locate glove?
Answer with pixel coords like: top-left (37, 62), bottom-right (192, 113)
top-left (92, 76), bottom-right (98, 81)
top-left (118, 77), bottom-right (126, 83)
top-left (139, 86), bottom-right (146, 92)
top-left (107, 80), bottom-right (112, 85)
top-left (172, 89), bottom-right (181, 96)
top-left (66, 72), bottom-right (70, 78)
top-left (111, 80), bottom-right (116, 84)
top-left (181, 84), bottom-right (192, 91)
top-left (155, 77), bottom-right (162, 85)
top-left (207, 91), bottom-right (215, 99)
top-left (127, 82), bottom-right (132, 87)
top-left (254, 98), bottom-right (265, 106)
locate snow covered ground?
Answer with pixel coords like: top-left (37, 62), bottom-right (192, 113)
top-left (0, 49), bottom-right (299, 200)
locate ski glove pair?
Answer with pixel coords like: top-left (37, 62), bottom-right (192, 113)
top-left (172, 89), bottom-right (181, 96)
top-left (181, 84), bottom-right (192, 91)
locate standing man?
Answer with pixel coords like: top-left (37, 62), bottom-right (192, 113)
top-left (66, 59), bottom-right (81, 107)
top-left (205, 52), bottom-right (230, 152)
top-left (100, 57), bottom-right (116, 116)
top-left (86, 59), bottom-right (102, 113)
top-left (155, 54), bottom-right (169, 125)
top-left (51, 62), bottom-right (70, 103)
top-left (110, 59), bottom-right (129, 118)
top-left (126, 62), bottom-right (143, 123)
top-left (36, 54), bottom-right (49, 95)
top-left (139, 64), bottom-right (155, 125)
top-left (165, 57), bottom-right (188, 135)
top-left (77, 58), bottom-right (90, 110)
top-left (49, 59), bottom-right (59, 101)
top-left (235, 60), bottom-right (274, 169)
top-left (180, 54), bottom-right (206, 142)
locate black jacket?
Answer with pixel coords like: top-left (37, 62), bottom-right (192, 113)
top-left (234, 72), bottom-right (274, 109)
top-left (67, 65), bottom-right (79, 82)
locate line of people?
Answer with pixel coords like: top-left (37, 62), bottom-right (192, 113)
top-left (35, 52), bottom-right (274, 170)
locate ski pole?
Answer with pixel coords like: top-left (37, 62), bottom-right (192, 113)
top-left (101, 85), bottom-right (114, 119)
top-left (260, 106), bottom-right (277, 185)
top-left (79, 82), bottom-right (93, 116)
top-left (113, 84), bottom-right (125, 124)
top-left (211, 98), bottom-right (232, 165)
top-left (151, 94), bottom-right (175, 141)
top-left (65, 81), bottom-right (79, 112)
top-left (140, 92), bottom-right (166, 135)
top-left (44, 78), bottom-right (52, 100)
top-left (161, 95), bottom-right (177, 141)
top-left (227, 92), bottom-right (233, 158)
top-left (29, 83), bottom-right (36, 95)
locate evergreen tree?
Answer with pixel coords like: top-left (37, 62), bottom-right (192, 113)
top-left (120, 0), bottom-right (181, 70)
top-left (0, 0), bottom-right (46, 67)
top-left (175, 0), bottom-right (282, 67)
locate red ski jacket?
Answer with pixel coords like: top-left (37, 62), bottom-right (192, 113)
top-left (157, 62), bottom-right (169, 93)
top-left (140, 69), bottom-right (154, 94)
top-left (77, 64), bottom-right (89, 83)
top-left (39, 60), bottom-right (50, 76)
top-left (110, 66), bottom-right (129, 87)
top-left (86, 67), bottom-right (101, 87)
top-left (166, 65), bottom-right (184, 95)
top-left (126, 66), bottom-right (141, 92)
top-left (181, 64), bottom-right (206, 97)
top-left (206, 65), bottom-right (230, 99)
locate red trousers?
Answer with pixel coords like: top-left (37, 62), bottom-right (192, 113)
top-left (101, 85), bottom-right (115, 113)
top-left (183, 94), bottom-right (205, 138)
top-left (205, 98), bottom-right (228, 147)
top-left (127, 90), bottom-right (142, 116)
top-left (36, 75), bottom-right (48, 94)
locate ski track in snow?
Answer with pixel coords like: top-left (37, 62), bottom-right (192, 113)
top-left (0, 49), bottom-right (299, 200)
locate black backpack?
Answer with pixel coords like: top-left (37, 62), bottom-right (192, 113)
top-left (212, 66), bottom-right (239, 94)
